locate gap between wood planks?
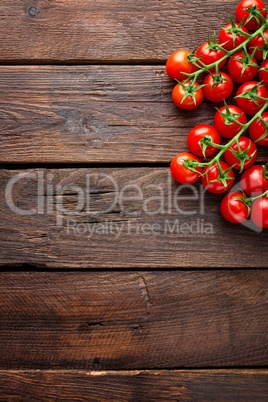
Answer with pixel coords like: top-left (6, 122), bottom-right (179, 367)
top-left (0, 367), bottom-right (267, 372)
top-left (1, 265), bottom-right (268, 272)
top-left (0, 162), bottom-right (170, 170)
top-left (1, 369), bottom-right (267, 401)
top-left (0, 60), bottom-right (167, 66)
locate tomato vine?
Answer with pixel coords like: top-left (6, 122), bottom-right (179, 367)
top-left (167, 1), bottom-right (268, 228)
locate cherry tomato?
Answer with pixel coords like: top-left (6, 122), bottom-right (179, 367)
top-left (219, 23), bottom-right (249, 51)
top-left (236, 0), bottom-right (267, 31)
top-left (236, 81), bottom-right (268, 114)
top-left (166, 50), bottom-right (197, 81)
top-left (227, 52), bottom-right (258, 83)
top-left (241, 164), bottom-right (268, 195)
top-left (214, 105), bottom-right (247, 138)
top-left (172, 81), bottom-right (204, 110)
top-left (259, 60), bottom-right (268, 88)
top-left (187, 124), bottom-right (221, 157)
top-left (196, 42), bottom-right (226, 72)
top-left (251, 196), bottom-right (268, 228)
top-left (224, 136), bottom-right (257, 171)
top-left (220, 191), bottom-right (250, 223)
top-left (249, 112), bottom-right (268, 145)
top-left (202, 161), bottom-right (235, 194)
top-left (170, 152), bottom-right (202, 184)
top-left (249, 31), bottom-right (268, 60)
top-left (203, 72), bottom-right (233, 103)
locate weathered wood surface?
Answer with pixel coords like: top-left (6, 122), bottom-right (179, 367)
top-left (0, 0), bottom-right (267, 398)
top-left (0, 271), bottom-right (267, 369)
top-left (0, 370), bottom-right (267, 401)
top-left (1, 66), bottom-right (263, 164)
top-left (0, 1), bottom-right (238, 62)
top-left (1, 168), bottom-right (268, 268)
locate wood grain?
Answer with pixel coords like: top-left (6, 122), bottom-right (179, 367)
top-left (0, 271), bottom-right (267, 369)
top-left (0, 66), bottom-right (266, 164)
top-left (0, 0), bottom-right (267, 395)
top-left (0, 370), bottom-right (267, 401)
top-left (0, 0), bottom-right (238, 62)
top-left (1, 167), bottom-right (268, 268)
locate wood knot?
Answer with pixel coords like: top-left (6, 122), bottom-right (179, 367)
top-left (28, 7), bottom-right (36, 17)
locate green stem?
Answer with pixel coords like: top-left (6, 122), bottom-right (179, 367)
top-left (186, 18), bottom-right (268, 84)
top-left (255, 95), bottom-right (268, 101)
top-left (209, 142), bottom-right (225, 149)
top-left (179, 17), bottom-right (268, 182)
top-left (248, 190), bottom-right (268, 203)
top-left (216, 159), bottom-right (225, 176)
top-left (203, 101), bottom-right (268, 169)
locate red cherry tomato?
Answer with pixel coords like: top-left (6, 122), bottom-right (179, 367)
top-left (236, 81), bottom-right (268, 114)
top-left (224, 136), bottom-right (257, 171)
top-left (249, 112), bottom-right (268, 145)
top-left (251, 196), bottom-right (268, 228)
top-left (187, 124), bottom-right (221, 157)
top-left (259, 60), bottom-right (268, 88)
top-left (172, 81), bottom-right (204, 110)
top-left (203, 72), bottom-right (233, 103)
top-left (166, 50), bottom-right (197, 81)
top-left (202, 161), bottom-right (235, 194)
top-left (196, 42), bottom-right (226, 72)
top-left (170, 152), bottom-right (202, 184)
top-left (249, 31), bottom-right (268, 60)
top-left (220, 191), bottom-right (250, 223)
top-left (219, 23), bottom-right (249, 51)
top-left (240, 164), bottom-right (268, 195)
top-left (214, 105), bottom-right (247, 138)
top-left (227, 52), bottom-right (258, 83)
top-left (236, 0), bottom-right (267, 31)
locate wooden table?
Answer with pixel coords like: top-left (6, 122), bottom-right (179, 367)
top-left (0, 0), bottom-right (267, 400)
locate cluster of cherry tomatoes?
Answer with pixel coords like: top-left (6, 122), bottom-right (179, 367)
top-left (167, 0), bottom-right (268, 228)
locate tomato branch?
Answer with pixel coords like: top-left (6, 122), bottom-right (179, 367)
top-left (182, 17), bottom-right (268, 84)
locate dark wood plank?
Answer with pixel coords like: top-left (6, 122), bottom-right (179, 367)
top-left (0, 370), bottom-right (267, 401)
top-left (1, 66), bottom-right (265, 164)
top-left (0, 1), bottom-right (239, 62)
top-left (0, 271), bottom-right (267, 369)
top-left (1, 168), bottom-right (268, 268)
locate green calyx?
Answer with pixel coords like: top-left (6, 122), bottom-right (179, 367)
top-left (209, 161), bottom-right (235, 189)
top-left (187, 47), bottom-right (199, 66)
top-left (235, 82), bottom-right (266, 108)
top-left (229, 141), bottom-right (257, 173)
top-left (234, 191), bottom-right (252, 215)
top-left (176, 79), bottom-right (207, 105)
top-left (252, 43), bottom-right (268, 60)
top-left (217, 100), bottom-right (245, 127)
top-left (242, 5), bottom-right (267, 26)
top-left (231, 48), bottom-right (259, 77)
top-left (198, 135), bottom-right (214, 158)
top-left (206, 32), bottom-right (223, 51)
top-left (182, 159), bottom-right (202, 175)
top-left (251, 30), bottom-right (268, 60)
top-left (263, 164), bottom-right (268, 179)
top-left (224, 17), bottom-right (250, 46)
top-left (209, 71), bottom-right (229, 90)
